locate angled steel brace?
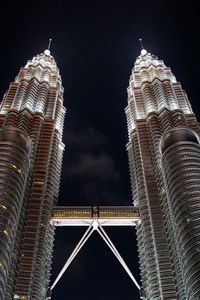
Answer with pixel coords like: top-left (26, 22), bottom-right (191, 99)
top-left (51, 222), bottom-right (94, 290)
top-left (96, 221), bottom-right (140, 290)
top-left (50, 220), bottom-right (140, 292)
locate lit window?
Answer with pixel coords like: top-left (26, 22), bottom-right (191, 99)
top-left (0, 204), bottom-right (7, 210)
top-left (10, 163), bottom-right (17, 169)
top-left (0, 261), bottom-right (5, 271)
top-left (34, 181), bottom-right (44, 185)
top-left (3, 229), bottom-right (9, 236)
top-left (160, 188), bottom-right (165, 195)
top-left (10, 163), bottom-right (22, 174)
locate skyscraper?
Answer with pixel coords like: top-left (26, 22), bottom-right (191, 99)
top-left (126, 48), bottom-right (200, 299)
top-left (1, 44), bottom-right (200, 300)
top-left (0, 48), bottom-right (65, 300)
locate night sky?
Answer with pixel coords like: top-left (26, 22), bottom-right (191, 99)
top-left (0, 1), bottom-right (199, 299)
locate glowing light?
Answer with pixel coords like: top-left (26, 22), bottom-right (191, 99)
top-left (10, 163), bottom-right (17, 169)
top-left (160, 188), bottom-right (165, 195)
top-left (93, 220), bottom-right (98, 230)
top-left (44, 49), bottom-right (50, 56)
top-left (4, 229), bottom-right (9, 236)
top-left (10, 163), bottom-right (22, 174)
top-left (0, 204), bottom-right (7, 210)
top-left (34, 181), bottom-right (44, 185)
top-left (0, 261), bottom-right (5, 271)
top-left (141, 49), bottom-right (147, 56)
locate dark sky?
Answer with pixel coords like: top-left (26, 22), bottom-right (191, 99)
top-left (0, 0), bottom-right (199, 299)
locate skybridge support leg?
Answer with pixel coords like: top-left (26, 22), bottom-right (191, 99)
top-left (51, 222), bottom-right (94, 291)
top-left (50, 220), bottom-right (141, 293)
top-left (96, 221), bottom-right (141, 290)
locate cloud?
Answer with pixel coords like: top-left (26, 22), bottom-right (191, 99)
top-left (63, 127), bottom-right (120, 183)
top-left (64, 127), bottom-right (110, 153)
top-left (60, 127), bottom-right (124, 205)
top-left (66, 152), bottom-right (120, 182)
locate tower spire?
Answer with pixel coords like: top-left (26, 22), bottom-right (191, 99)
top-left (139, 38), bottom-right (144, 50)
top-left (44, 38), bottom-right (52, 56)
top-left (48, 38), bottom-right (52, 50)
top-left (139, 38), bottom-right (147, 56)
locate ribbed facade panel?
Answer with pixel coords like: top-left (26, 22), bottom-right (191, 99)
top-left (161, 128), bottom-right (200, 299)
top-left (0, 127), bottom-right (31, 299)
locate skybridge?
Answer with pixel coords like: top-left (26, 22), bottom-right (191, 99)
top-left (51, 205), bottom-right (140, 227)
top-left (49, 206), bottom-right (143, 299)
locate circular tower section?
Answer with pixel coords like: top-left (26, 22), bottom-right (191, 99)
top-left (160, 127), bottom-right (200, 299)
top-left (0, 126), bottom-right (31, 299)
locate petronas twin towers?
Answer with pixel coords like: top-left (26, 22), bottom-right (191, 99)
top-left (0, 45), bottom-right (200, 300)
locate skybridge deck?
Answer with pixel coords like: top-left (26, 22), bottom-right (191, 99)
top-left (51, 206), bottom-right (140, 227)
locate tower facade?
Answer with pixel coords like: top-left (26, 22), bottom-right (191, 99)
top-left (0, 49), bottom-right (65, 300)
top-left (126, 49), bottom-right (200, 299)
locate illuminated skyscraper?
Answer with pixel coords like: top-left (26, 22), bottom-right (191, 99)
top-left (1, 44), bottom-right (200, 300)
top-left (126, 48), bottom-right (200, 299)
top-left (0, 48), bottom-right (65, 300)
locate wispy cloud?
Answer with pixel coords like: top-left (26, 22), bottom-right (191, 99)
top-left (66, 152), bottom-right (120, 182)
top-left (61, 128), bottom-right (125, 205)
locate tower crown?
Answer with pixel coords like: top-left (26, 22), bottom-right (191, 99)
top-left (125, 49), bottom-right (192, 138)
top-left (134, 50), bottom-right (162, 73)
top-left (0, 49), bottom-right (65, 134)
top-left (24, 50), bottom-right (58, 73)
